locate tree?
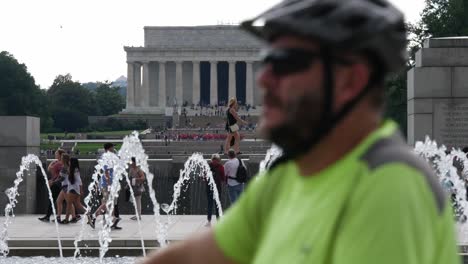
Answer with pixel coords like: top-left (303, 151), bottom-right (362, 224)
top-left (94, 82), bottom-right (125, 116)
top-left (47, 74), bottom-right (98, 115)
top-left (53, 109), bottom-right (88, 132)
top-left (47, 74), bottom-right (97, 131)
top-left (0, 51), bottom-right (45, 116)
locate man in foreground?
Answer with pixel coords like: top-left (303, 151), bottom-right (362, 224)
top-left (142, 0), bottom-right (460, 263)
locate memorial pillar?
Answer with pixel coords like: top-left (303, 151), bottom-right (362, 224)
top-left (175, 61), bottom-right (183, 106)
top-left (134, 63), bottom-right (142, 107)
top-left (210, 61), bottom-right (218, 106)
top-left (126, 62), bottom-right (135, 109)
top-left (142, 61), bottom-right (150, 107)
top-left (192, 61), bottom-right (200, 105)
top-left (228, 61), bottom-right (236, 100)
top-left (246, 61), bottom-right (254, 106)
top-left (158, 61), bottom-right (166, 108)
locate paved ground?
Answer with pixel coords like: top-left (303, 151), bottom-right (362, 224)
top-left (0, 214), bottom-right (213, 257)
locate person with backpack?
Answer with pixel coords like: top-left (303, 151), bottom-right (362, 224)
top-left (223, 149), bottom-right (246, 204)
top-left (205, 153), bottom-right (226, 227)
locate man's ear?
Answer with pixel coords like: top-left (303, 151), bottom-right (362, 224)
top-left (333, 62), bottom-right (371, 110)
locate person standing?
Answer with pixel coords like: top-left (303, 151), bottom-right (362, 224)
top-left (39, 149), bottom-right (65, 222)
top-left (87, 143), bottom-right (122, 229)
top-left (205, 154), bottom-right (225, 227)
top-left (63, 158), bottom-right (86, 223)
top-left (128, 157), bottom-right (145, 220)
top-left (224, 98), bottom-right (247, 155)
top-left (56, 153), bottom-right (70, 223)
top-left (223, 149), bottom-right (243, 205)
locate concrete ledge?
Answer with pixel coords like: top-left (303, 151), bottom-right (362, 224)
top-left (407, 67), bottom-right (452, 99)
top-left (416, 48), bottom-right (468, 67)
top-left (424, 37), bottom-right (468, 48)
top-left (0, 116), bottom-right (40, 147)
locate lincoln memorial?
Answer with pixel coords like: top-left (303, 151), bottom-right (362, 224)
top-left (122, 26), bottom-right (264, 115)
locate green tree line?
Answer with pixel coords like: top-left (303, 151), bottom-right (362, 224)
top-left (0, 51), bottom-right (125, 132)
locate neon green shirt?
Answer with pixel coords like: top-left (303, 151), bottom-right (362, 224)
top-left (215, 121), bottom-right (460, 264)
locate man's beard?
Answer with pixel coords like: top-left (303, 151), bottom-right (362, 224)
top-left (261, 90), bottom-right (324, 159)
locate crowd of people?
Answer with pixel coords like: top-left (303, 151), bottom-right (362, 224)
top-left (37, 143), bottom-right (250, 233)
top-left (38, 143), bottom-right (147, 231)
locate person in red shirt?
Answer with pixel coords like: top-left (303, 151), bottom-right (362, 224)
top-left (39, 149), bottom-right (65, 222)
top-left (205, 153), bottom-right (225, 227)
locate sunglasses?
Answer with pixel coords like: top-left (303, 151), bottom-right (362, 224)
top-left (260, 48), bottom-right (354, 77)
top-left (260, 48), bottom-right (322, 77)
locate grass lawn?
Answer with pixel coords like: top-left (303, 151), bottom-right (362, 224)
top-left (40, 142), bottom-right (61, 151)
top-left (75, 143), bottom-right (122, 154)
top-left (40, 130), bottom-right (138, 139)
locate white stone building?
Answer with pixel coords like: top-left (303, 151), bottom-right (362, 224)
top-left (122, 26), bottom-right (264, 115)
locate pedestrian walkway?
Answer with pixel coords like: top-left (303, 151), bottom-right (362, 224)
top-left (1, 215), bottom-right (212, 257)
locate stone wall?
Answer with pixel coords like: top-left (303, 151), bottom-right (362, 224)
top-left (0, 116), bottom-right (40, 214)
top-left (407, 37), bottom-right (468, 148)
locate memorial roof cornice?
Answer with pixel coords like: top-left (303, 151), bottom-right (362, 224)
top-left (124, 46), bottom-right (261, 52)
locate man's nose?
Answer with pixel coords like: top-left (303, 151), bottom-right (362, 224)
top-left (256, 64), bottom-right (278, 92)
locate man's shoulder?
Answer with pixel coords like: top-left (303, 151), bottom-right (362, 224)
top-left (360, 132), bottom-right (435, 179)
top-left (358, 132), bottom-right (446, 213)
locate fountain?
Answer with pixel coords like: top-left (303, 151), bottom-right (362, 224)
top-left (0, 131), bottom-right (230, 263)
top-left (161, 152), bottom-right (223, 217)
top-left (0, 154), bottom-right (63, 257)
top-left (259, 144), bottom-right (283, 173)
top-left (6, 132), bottom-right (468, 263)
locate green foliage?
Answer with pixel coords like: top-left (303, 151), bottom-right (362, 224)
top-left (52, 108), bottom-right (88, 132)
top-left (94, 83), bottom-right (125, 116)
top-left (421, 0), bottom-right (468, 37)
top-left (47, 74), bottom-right (98, 115)
top-left (0, 51), bottom-right (46, 116)
top-left (46, 74), bottom-right (97, 132)
top-left (88, 118), bottom-right (147, 132)
top-left (384, 71), bottom-right (408, 135)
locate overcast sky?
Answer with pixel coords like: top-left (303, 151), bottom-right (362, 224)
top-left (0, 0), bottom-right (425, 89)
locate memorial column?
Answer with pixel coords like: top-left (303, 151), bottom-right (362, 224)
top-left (142, 61), bottom-right (150, 107)
top-left (175, 61), bottom-right (183, 106)
top-left (246, 61), bottom-right (254, 106)
top-left (134, 63), bottom-right (142, 107)
top-left (210, 61), bottom-right (218, 106)
top-left (158, 61), bottom-right (166, 108)
top-left (126, 62), bottom-right (135, 109)
top-left (192, 61), bottom-right (200, 105)
top-left (228, 61), bottom-right (236, 100)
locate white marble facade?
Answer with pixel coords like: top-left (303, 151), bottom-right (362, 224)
top-left (122, 26), bottom-right (263, 114)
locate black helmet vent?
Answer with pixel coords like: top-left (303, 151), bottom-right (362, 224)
top-left (343, 15), bottom-right (368, 28)
top-left (300, 3), bottom-right (337, 18)
top-left (367, 0), bottom-right (388, 8)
